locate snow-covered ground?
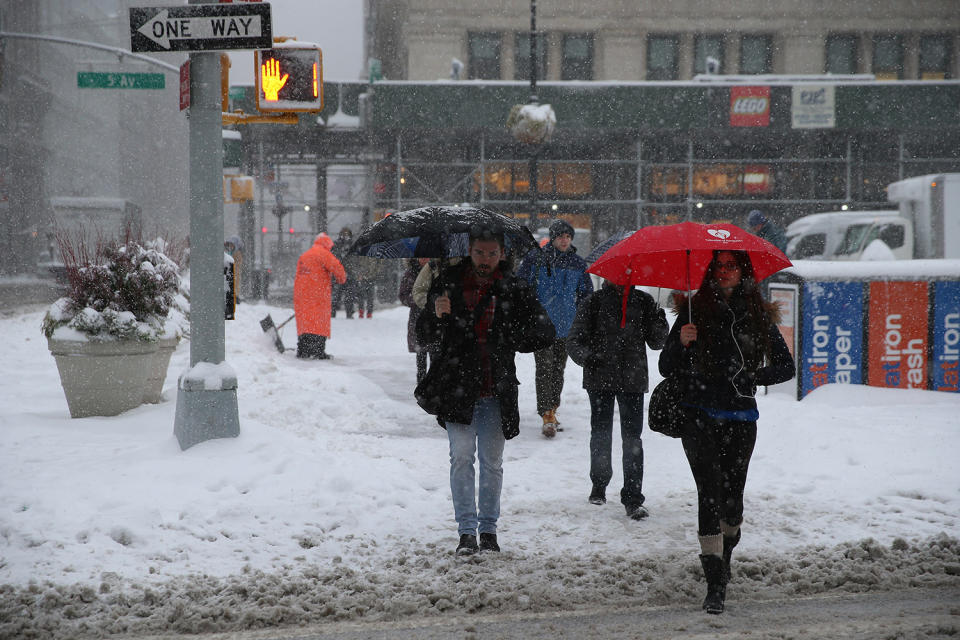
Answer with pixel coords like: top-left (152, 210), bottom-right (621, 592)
top-left (1, 300), bottom-right (958, 639)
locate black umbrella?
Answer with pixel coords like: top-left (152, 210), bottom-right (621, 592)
top-left (585, 230), bottom-right (636, 264)
top-left (347, 205), bottom-right (539, 260)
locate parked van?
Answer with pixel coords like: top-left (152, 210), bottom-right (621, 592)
top-left (785, 210), bottom-right (911, 261)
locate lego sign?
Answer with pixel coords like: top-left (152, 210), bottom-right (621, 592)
top-left (867, 282), bottom-right (928, 389)
top-left (730, 86), bottom-right (770, 127)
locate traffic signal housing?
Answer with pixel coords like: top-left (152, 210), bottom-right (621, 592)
top-left (254, 45), bottom-right (323, 113)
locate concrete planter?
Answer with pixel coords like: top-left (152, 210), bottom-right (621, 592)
top-left (142, 336), bottom-right (180, 404)
top-left (47, 337), bottom-right (158, 418)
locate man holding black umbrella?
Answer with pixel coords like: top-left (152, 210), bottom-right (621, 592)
top-left (415, 227), bottom-right (555, 556)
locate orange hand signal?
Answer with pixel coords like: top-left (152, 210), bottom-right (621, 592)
top-left (261, 58), bottom-right (289, 101)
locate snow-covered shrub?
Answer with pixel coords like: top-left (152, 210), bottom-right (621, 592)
top-left (42, 235), bottom-right (185, 342)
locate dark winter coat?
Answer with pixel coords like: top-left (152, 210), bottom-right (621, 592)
top-left (398, 260), bottom-right (422, 353)
top-left (757, 221), bottom-right (788, 253)
top-left (415, 260), bottom-right (556, 439)
top-left (516, 244), bottom-right (593, 338)
top-left (658, 293), bottom-right (795, 413)
top-left (566, 283), bottom-right (669, 393)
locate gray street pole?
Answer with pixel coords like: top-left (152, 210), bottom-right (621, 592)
top-left (528, 0), bottom-right (540, 228)
top-left (173, 45), bottom-right (240, 449)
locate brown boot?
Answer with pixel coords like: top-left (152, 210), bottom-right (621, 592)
top-left (541, 410), bottom-right (557, 438)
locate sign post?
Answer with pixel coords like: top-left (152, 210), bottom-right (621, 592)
top-left (130, 2), bottom-right (272, 449)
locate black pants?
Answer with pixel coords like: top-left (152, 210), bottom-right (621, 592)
top-left (356, 281), bottom-right (375, 315)
top-left (296, 334), bottom-right (328, 359)
top-left (533, 337), bottom-right (568, 415)
top-left (332, 281), bottom-right (355, 317)
top-left (416, 350), bottom-right (429, 384)
top-left (681, 411), bottom-right (757, 536)
top-left (588, 391), bottom-right (645, 508)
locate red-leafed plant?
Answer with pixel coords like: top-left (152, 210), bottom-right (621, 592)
top-left (42, 224), bottom-right (185, 341)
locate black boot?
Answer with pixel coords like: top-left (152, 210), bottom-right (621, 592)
top-left (699, 554), bottom-right (727, 614)
top-left (723, 530), bottom-right (741, 583)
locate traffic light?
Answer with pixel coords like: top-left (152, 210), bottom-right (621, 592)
top-left (254, 46), bottom-right (323, 113)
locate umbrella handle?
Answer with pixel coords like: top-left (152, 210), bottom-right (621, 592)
top-left (686, 249), bottom-right (692, 325)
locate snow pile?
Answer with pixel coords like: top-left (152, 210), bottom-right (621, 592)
top-left (1, 302), bottom-right (958, 638)
top-left (507, 103), bottom-right (557, 144)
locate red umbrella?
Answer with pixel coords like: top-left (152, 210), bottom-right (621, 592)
top-left (587, 221), bottom-right (792, 324)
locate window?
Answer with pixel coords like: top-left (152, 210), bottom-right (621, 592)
top-left (791, 233), bottom-right (827, 259)
top-left (869, 223), bottom-right (906, 250)
top-left (920, 35), bottom-right (952, 80)
top-left (825, 34), bottom-right (858, 74)
top-left (561, 33), bottom-right (593, 80)
top-left (647, 35), bottom-right (679, 80)
top-left (872, 34), bottom-right (903, 80)
top-left (515, 32), bottom-right (548, 81)
top-left (694, 34), bottom-right (724, 74)
top-left (740, 35), bottom-right (772, 74)
top-left (835, 224), bottom-right (873, 256)
top-left (468, 32), bottom-right (501, 80)
top-left (473, 162), bottom-right (592, 197)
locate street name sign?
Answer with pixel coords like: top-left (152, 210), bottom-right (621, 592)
top-left (78, 71), bottom-right (165, 89)
top-left (129, 3), bottom-right (272, 53)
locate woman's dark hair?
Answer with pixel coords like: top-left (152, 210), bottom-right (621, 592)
top-left (689, 250), bottom-right (773, 365)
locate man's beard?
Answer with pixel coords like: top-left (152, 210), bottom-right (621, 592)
top-left (474, 264), bottom-right (494, 277)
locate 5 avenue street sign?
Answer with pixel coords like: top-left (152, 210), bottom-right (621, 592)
top-left (78, 71), bottom-right (165, 89)
top-left (129, 3), bottom-right (272, 53)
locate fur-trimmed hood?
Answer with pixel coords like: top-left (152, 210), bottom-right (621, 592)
top-left (671, 291), bottom-right (783, 325)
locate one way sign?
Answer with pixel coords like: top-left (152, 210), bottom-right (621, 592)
top-left (129, 3), bottom-right (272, 52)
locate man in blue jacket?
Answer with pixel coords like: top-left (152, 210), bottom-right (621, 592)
top-left (517, 219), bottom-right (594, 438)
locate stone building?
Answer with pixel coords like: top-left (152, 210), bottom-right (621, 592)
top-left (368, 0), bottom-right (959, 82)
top-left (0, 1), bottom-right (189, 279)
top-left (354, 0), bottom-right (960, 245)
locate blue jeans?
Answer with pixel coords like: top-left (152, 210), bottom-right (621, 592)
top-left (446, 397), bottom-right (505, 536)
top-left (588, 391), bottom-right (645, 508)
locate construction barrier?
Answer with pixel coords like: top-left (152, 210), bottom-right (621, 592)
top-left (766, 260), bottom-right (960, 399)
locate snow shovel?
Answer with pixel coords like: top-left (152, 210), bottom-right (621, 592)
top-left (260, 313), bottom-right (295, 353)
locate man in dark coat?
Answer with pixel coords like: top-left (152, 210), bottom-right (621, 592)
top-left (416, 228), bottom-right (555, 556)
top-left (747, 210), bottom-right (788, 253)
top-left (330, 227), bottom-right (356, 318)
top-left (566, 282), bottom-right (668, 519)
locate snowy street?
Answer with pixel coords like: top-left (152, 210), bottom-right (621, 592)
top-left (1, 301), bottom-right (958, 639)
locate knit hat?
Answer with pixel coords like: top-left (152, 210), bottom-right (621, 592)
top-left (747, 210), bottom-right (766, 227)
top-left (548, 219), bottom-right (575, 240)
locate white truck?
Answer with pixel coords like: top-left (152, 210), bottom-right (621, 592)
top-left (784, 173), bottom-right (959, 261)
top-left (886, 173), bottom-right (960, 259)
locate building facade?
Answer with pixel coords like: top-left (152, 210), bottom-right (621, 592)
top-left (353, 0), bottom-right (960, 248)
top-left (368, 0), bottom-right (959, 83)
top-left (0, 0), bottom-right (189, 278)
top-left (226, 2), bottom-right (960, 282)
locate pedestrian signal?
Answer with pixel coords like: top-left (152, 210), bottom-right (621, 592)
top-left (254, 46), bottom-right (323, 112)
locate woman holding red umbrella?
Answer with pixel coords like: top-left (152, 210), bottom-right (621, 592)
top-left (658, 249), bottom-right (795, 615)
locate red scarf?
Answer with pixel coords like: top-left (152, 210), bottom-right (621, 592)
top-left (462, 269), bottom-right (501, 397)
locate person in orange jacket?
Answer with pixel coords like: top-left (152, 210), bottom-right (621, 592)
top-left (294, 233), bottom-right (347, 359)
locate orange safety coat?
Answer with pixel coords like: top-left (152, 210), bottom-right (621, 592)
top-left (293, 233), bottom-right (347, 337)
